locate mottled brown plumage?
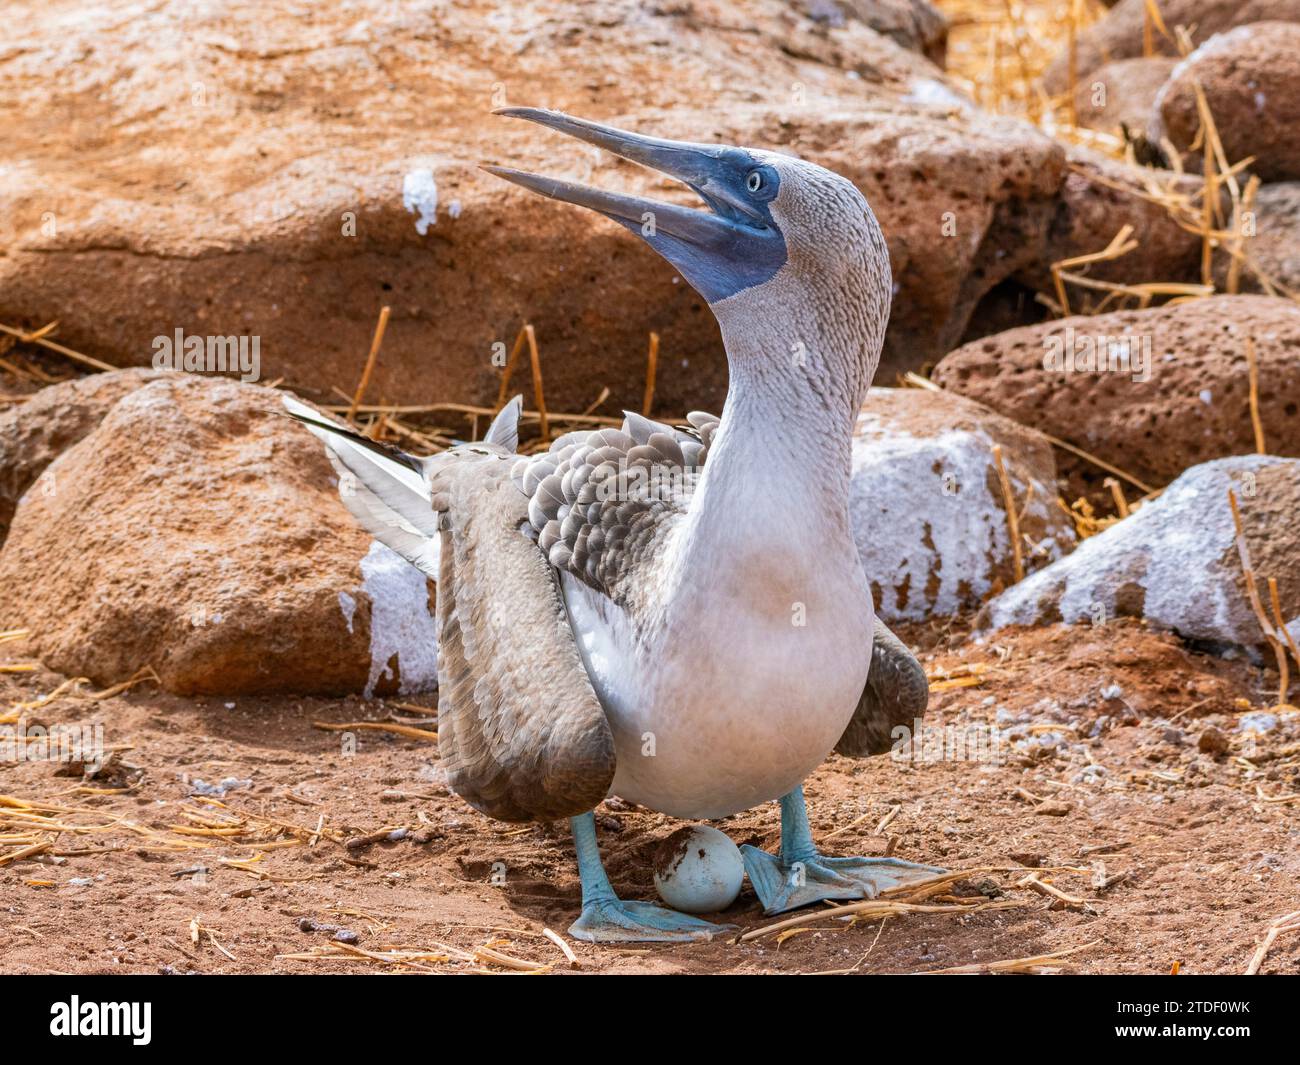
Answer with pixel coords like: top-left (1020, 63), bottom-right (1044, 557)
top-left (432, 450), bottom-right (616, 821)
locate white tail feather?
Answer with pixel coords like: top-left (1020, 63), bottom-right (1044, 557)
top-left (282, 395), bottom-right (441, 577)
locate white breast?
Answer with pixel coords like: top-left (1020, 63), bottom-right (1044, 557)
top-left (562, 571), bottom-right (871, 820)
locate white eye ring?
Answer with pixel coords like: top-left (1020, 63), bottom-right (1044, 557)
top-left (746, 170), bottom-right (764, 193)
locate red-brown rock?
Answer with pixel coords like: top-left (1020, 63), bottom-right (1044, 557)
top-left (982, 456), bottom-right (1300, 650)
top-left (932, 296), bottom-right (1300, 492)
top-left (0, 374), bottom-right (439, 696)
top-left (851, 387), bottom-right (1075, 621)
top-left (1043, 0), bottom-right (1300, 93)
top-left (1156, 23), bottom-right (1300, 182)
top-left (0, 369), bottom-right (164, 543)
top-left (0, 0), bottom-right (1077, 408)
top-left (1072, 57), bottom-right (1177, 134)
top-left (1017, 147), bottom-right (1204, 300)
top-left (1218, 182), bottom-right (1300, 295)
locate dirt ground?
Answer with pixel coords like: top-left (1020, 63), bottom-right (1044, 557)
top-left (3, 618), bottom-right (1297, 976)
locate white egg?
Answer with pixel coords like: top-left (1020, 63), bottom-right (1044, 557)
top-left (652, 824), bottom-right (744, 914)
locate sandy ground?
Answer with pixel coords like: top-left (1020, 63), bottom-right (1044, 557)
top-left (3, 619), bottom-right (1297, 976)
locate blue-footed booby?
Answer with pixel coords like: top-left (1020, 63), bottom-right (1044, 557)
top-left (285, 108), bottom-right (941, 942)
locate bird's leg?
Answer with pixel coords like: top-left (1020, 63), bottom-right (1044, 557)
top-left (567, 812), bottom-right (732, 943)
top-left (739, 786), bottom-right (944, 916)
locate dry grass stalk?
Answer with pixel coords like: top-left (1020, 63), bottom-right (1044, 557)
top-left (494, 325), bottom-right (529, 411)
top-left (1103, 477), bottom-right (1130, 518)
top-left (991, 444), bottom-right (1025, 582)
top-left (1050, 225), bottom-right (1136, 317)
top-left (475, 942), bottom-right (551, 972)
top-left (311, 719), bottom-right (438, 742)
top-left (998, 0), bottom-right (1041, 123)
top-left (739, 896), bottom-right (1022, 942)
top-left (85, 666), bottom-right (160, 701)
top-left (808, 916), bottom-right (892, 975)
top-left (2, 672), bottom-right (159, 726)
top-left (1227, 488), bottom-right (1290, 702)
top-left (1017, 871), bottom-right (1090, 911)
top-left (1245, 909), bottom-right (1300, 974)
top-left (926, 661), bottom-right (996, 691)
top-left (919, 940), bottom-right (1095, 974)
top-left (1058, 496), bottom-right (1116, 539)
top-left (1064, 0), bottom-right (1079, 127)
top-left (0, 839), bottom-right (52, 867)
top-left (346, 305), bottom-right (392, 424)
top-left (1267, 577), bottom-right (1300, 679)
top-left (876, 804), bottom-right (902, 834)
top-left (1197, 85), bottom-right (1217, 286)
top-left (542, 927), bottom-right (580, 968)
top-left (1244, 337), bottom-right (1265, 454)
top-left (0, 322), bottom-right (117, 373)
top-left (329, 398), bottom-right (623, 429)
top-left (1046, 431), bottom-right (1156, 494)
top-left (524, 324), bottom-right (549, 443)
top-left (1225, 175), bottom-right (1260, 295)
top-left (642, 331), bottom-right (660, 417)
top-left (742, 864), bottom-right (1060, 942)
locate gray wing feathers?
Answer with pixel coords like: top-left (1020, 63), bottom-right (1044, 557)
top-left (434, 464), bottom-right (616, 821)
top-left (286, 392), bottom-right (617, 822)
top-left (835, 618), bottom-right (929, 757)
top-left (511, 410), bottom-right (717, 598)
top-left (483, 395), bottom-right (523, 453)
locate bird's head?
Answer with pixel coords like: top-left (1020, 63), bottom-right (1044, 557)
top-left (483, 109), bottom-right (890, 342)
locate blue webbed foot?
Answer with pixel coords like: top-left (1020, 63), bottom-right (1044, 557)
top-left (569, 897), bottom-right (734, 943)
top-left (567, 811), bottom-right (735, 944)
top-left (739, 846), bottom-right (945, 915)
top-left (742, 787), bottom-right (946, 916)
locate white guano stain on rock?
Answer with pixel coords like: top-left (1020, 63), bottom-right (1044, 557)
top-left (402, 169), bottom-right (438, 235)
top-left (337, 591), bottom-right (357, 634)
top-left (357, 540), bottom-right (439, 697)
top-left (985, 455), bottom-right (1292, 645)
top-left (849, 425), bottom-right (1068, 621)
top-left (903, 77), bottom-right (972, 112)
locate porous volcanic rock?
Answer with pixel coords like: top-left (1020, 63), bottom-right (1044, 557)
top-left (1156, 23), bottom-right (1300, 182)
top-left (0, 374), bottom-right (438, 696)
top-left (850, 387), bottom-right (1075, 622)
top-left (1017, 146), bottom-right (1204, 298)
top-left (1072, 57), bottom-right (1177, 134)
top-left (1042, 0), bottom-right (1300, 93)
top-left (1217, 182), bottom-right (1300, 295)
top-left (0, 368), bottom-right (165, 543)
top-left (0, 0), bottom-right (1079, 408)
top-left (932, 296), bottom-right (1300, 491)
top-left (826, 0), bottom-right (949, 65)
top-left (981, 456), bottom-right (1300, 649)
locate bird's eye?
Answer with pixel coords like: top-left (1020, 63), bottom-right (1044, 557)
top-left (746, 170), bottom-right (764, 193)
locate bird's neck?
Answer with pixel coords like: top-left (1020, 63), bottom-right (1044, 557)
top-left (674, 281), bottom-right (883, 589)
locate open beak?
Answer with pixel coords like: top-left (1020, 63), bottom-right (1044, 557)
top-left (482, 107), bottom-right (764, 252)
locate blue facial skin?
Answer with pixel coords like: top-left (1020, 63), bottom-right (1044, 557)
top-left (488, 111), bottom-right (789, 304)
top-left (611, 153), bottom-right (788, 304)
